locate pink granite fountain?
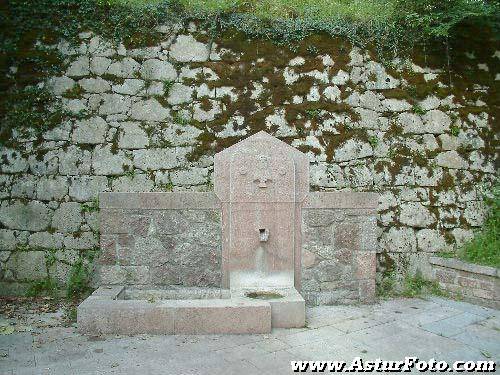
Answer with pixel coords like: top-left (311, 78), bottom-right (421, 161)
top-left (77, 132), bottom-right (377, 335)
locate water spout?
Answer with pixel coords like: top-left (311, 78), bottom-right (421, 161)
top-left (259, 228), bottom-right (269, 242)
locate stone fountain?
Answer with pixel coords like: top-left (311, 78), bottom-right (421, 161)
top-left (78, 131), bottom-right (377, 334)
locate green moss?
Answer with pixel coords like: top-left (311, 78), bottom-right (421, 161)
top-left (26, 277), bottom-right (59, 297)
top-left (66, 258), bottom-right (93, 299)
top-left (0, 86), bottom-right (70, 148)
top-left (437, 172), bottom-right (456, 192)
top-left (62, 85), bottom-right (84, 99)
top-left (378, 269), bottom-right (448, 298)
top-left (81, 198), bottom-right (99, 213)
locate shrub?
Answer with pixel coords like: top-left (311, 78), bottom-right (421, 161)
top-left (66, 259), bottom-right (93, 299)
top-left (458, 182), bottom-right (499, 268)
top-left (396, 0), bottom-right (499, 39)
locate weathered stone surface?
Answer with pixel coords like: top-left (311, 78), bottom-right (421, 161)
top-left (112, 79), bottom-right (144, 96)
top-left (399, 202), bottom-right (436, 228)
top-left (416, 229), bottom-right (447, 252)
top-left (347, 90), bottom-right (384, 111)
top-left (420, 96), bottom-right (441, 111)
top-left (28, 232), bottom-right (64, 249)
top-left (310, 163), bottom-right (344, 188)
top-left (140, 59), bottom-right (177, 81)
top-left (59, 146), bottom-right (92, 175)
top-left (28, 151), bottom-right (60, 176)
top-left (92, 145), bottom-right (132, 175)
top-left (130, 99), bottom-right (170, 121)
top-left (363, 62), bottom-right (399, 89)
top-left (451, 228), bottom-right (474, 247)
top-left (331, 70), bottom-right (349, 85)
top-left (400, 187), bottom-right (428, 202)
top-left (52, 202), bottom-right (83, 232)
top-left (422, 110), bottom-right (451, 133)
top-left (90, 56), bottom-right (111, 75)
top-left (0, 200), bottom-right (52, 231)
top-left (64, 231), bottom-right (97, 249)
top-left (132, 147), bottom-right (188, 170)
top-left (99, 94), bottom-right (131, 115)
top-left (1, 33), bottom-right (496, 301)
top-left (111, 174), bottom-right (154, 192)
top-left (79, 77), bottom-right (111, 93)
top-left (422, 134), bottom-right (439, 151)
top-left (72, 117), bottom-right (108, 144)
top-left (0, 229), bottom-right (17, 251)
top-left (116, 122), bottom-right (149, 149)
top-left (169, 35), bottom-right (209, 62)
top-left (0, 175), bottom-right (11, 199)
top-left (69, 176), bottom-right (109, 202)
top-left (468, 151), bottom-right (494, 173)
top-left (43, 122), bottom-right (72, 141)
top-left (383, 98), bottom-right (411, 112)
top-left (323, 85), bottom-right (341, 102)
top-left (87, 35), bottom-right (114, 56)
top-left (6, 251), bottom-right (47, 280)
top-left (36, 176), bottom-right (68, 201)
top-left (398, 112), bottom-right (424, 134)
top-left (414, 166), bottom-right (443, 187)
top-left (435, 151), bottom-right (468, 169)
top-left (170, 168), bottom-right (208, 186)
top-left (63, 98), bottom-right (87, 114)
top-left (344, 165), bottom-right (373, 187)
top-left (66, 56), bottom-right (90, 77)
top-left (107, 58), bottom-right (139, 78)
top-left (98, 264), bottom-right (150, 285)
top-left (193, 100), bottom-right (222, 122)
top-left (128, 46), bottom-right (160, 59)
top-left (47, 76), bottom-right (75, 95)
top-left (334, 139), bottom-right (373, 162)
top-left (158, 123), bottom-right (202, 146)
top-left (167, 83), bottom-right (194, 105)
top-left (1, 149), bottom-right (28, 174)
top-left (463, 201), bottom-right (487, 226)
top-left (378, 191), bottom-right (397, 211)
top-left (429, 257), bottom-right (499, 308)
top-left (11, 175), bottom-right (37, 199)
top-left (380, 227), bottom-right (416, 253)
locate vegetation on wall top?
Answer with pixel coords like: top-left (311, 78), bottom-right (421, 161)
top-left (0, 0), bottom-right (498, 144)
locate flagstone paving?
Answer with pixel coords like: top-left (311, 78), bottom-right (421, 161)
top-left (1, 297), bottom-right (498, 374)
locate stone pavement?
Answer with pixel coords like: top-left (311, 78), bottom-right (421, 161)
top-left (1, 297), bottom-right (498, 374)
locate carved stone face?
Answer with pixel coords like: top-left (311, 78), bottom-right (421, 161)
top-left (230, 152), bottom-right (295, 203)
top-left (214, 131), bottom-right (309, 204)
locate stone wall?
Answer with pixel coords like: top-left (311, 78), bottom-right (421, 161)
top-left (430, 256), bottom-right (499, 309)
top-left (0, 22), bottom-right (498, 294)
top-left (301, 208), bottom-right (376, 305)
top-left (97, 192), bottom-right (221, 288)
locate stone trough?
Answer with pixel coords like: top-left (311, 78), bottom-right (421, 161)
top-left (78, 132), bottom-right (377, 334)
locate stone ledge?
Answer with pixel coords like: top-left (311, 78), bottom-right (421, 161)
top-left (429, 256), bottom-right (499, 278)
top-left (99, 192), bottom-right (220, 210)
top-left (77, 286), bottom-right (273, 334)
top-left (303, 192), bottom-right (378, 210)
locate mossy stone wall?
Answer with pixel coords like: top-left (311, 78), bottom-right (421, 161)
top-left (0, 22), bottom-right (498, 295)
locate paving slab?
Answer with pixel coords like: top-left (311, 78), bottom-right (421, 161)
top-left (0, 297), bottom-right (498, 375)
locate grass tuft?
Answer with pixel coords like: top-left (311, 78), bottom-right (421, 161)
top-left (377, 270), bottom-right (448, 298)
top-left (457, 182), bottom-right (499, 268)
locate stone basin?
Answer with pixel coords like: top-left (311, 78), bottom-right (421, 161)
top-left (77, 285), bottom-right (305, 335)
